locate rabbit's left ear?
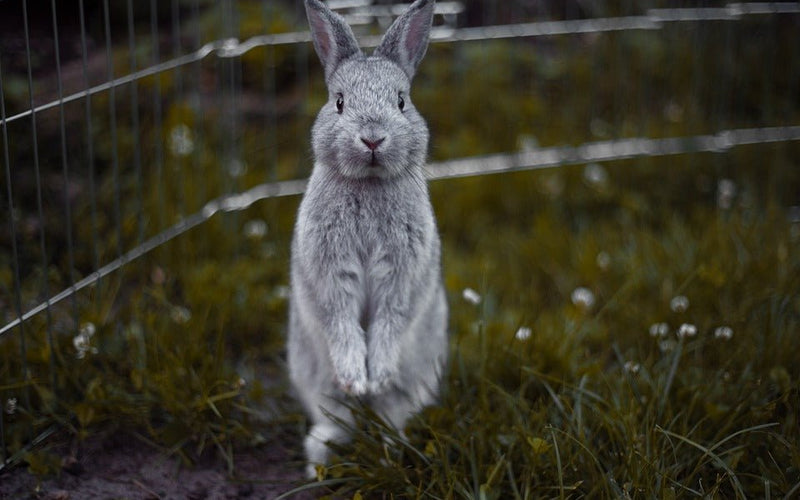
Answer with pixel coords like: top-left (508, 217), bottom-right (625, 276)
top-left (374, 0), bottom-right (435, 80)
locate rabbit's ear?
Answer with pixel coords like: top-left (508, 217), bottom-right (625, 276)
top-left (374, 0), bottom-right (435, 80)
top-left (305, 0), bottom-right (361, 80)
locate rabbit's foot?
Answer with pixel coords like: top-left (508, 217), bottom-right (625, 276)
top-left (333, 361), bottom-right (369, 396)
top-left (367, 338), bottom-right (401, 393)
top-left (367, 360), bottom-right (400, 394)
top-left (304, 422), bottom-right (349, 479)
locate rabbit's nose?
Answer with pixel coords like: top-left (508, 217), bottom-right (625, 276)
top-left (361, 137), bottom-right (386, 151)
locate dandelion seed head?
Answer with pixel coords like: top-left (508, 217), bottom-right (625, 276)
top-left (677, 323), bottom-right (697, 338)
top-left (227, 159), bottom-right (247, 178)
top-left (274, 285), bottom-right (291, 300)
top-left (518, 134), bottom-right (539, 152)
top-left (515, 327), bottom-right (532, 341)
top-left (670, 295), bottom-right (690, 313)
top-left (170, 306), bottom-right (192, 324)
top-left (73, 324), bottom-right (99, 359)
top-left (168, 124), bottom-right (195, 157)
top-left (624, 361), bottom-right (641, 374)
top-left (649, 322), bottom-right (669, 337)
top-left (244, 219), bottom-right (268, 239)
top-left (583, 163), bottom-right (609, 187)
top-left (5, 397), bottom-right (17, 415)
top-left (717, 178), bottom-right (737, 210)
top-left (462, 288), bottom-right (481, 305)
top-left (80, 322), bottom-right (96, 338)
top-left (714, 326), bottom-right (733, 340)
top-left (571, 287), bottom-right (595, 309)
top-left (596, 251), bottom-right (611, 270)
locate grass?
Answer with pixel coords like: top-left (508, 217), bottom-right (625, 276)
top-left (315, 158), bottom-right (800, 498)
top-left (1, 2), bottom-right (800, 497)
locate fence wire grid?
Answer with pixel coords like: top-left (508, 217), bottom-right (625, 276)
top-left (1, 0), bottom-right (799, 467)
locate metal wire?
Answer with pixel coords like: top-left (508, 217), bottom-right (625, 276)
top-left (50, 0), bottom-right (70, 392)
top-left (150, 0), bottom-right (167, 233)
top-left (0, 30), bottom-right (18, 468)
top-left (102, 0), bottom-right (124, 259)
top-left (79, 0), bottom-right (101, 280)
top-left (2, 3), bottom-right (798, 129)
top-left (21, 0), bottom-right (45, 413)
top-left (2, 124), bottom-right (798, 339)
top-left (127, 0), bottom-right (145, 246)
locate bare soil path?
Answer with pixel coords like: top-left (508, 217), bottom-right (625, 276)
top-left (0, 432), bottom-right (316, 500)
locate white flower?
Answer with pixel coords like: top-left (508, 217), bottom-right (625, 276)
top-left (518, 135), bottom-right (539, 152)
top-left (227, 159), bottom-right (247, 178)
top-left (583, 163), bottom-right (608, 187)
top-left (677, 323), bottom-right (697, 339)
top-left (571, 287), bottom-right (595, 309)
top-left (649, 322), bottom-right (669, 337)
top-left (462, 288), bottom-right (481, 305)
top-left (5, 397), bottom-right (17, 415)
top-left (170, 306), bottom-right (192, 324)
top-left (717, 179), bottom-right (737, 210)
top-left (74, 323), bottom-right (98, 359)
top-left (243, 219), bottom-right (268, 239)
top-left (714, 326), bottom-right (733, 340)
top-left (670, 295), bottom-right (689, 313)
top-left (596, 251), bottom-right (611, 270)
top-left (515, 327), bottom-right (532, 341)
top-left (168, 124), bottom-right (195, 157)
top-left (623, 361), bottom-right (640, 374)
top-left (80, 322), bottom-right (96, 338)
top-left (274, 285), bottom-right (291, 300)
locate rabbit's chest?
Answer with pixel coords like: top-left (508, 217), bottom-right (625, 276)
top-left (299, 178), bottom-right (433, 277)
top-left (349, 195), bottom-right (427, 260)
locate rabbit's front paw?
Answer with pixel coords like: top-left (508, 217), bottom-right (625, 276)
top-left (368, 366), bottom-right (397, 394)
top-left (333, 360), bottom-right (369, 396)
top-left (367, 350), bottom-right (400, 394)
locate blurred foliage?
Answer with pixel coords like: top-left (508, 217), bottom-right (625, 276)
top-left (1, 1), bottom-right (800, 497)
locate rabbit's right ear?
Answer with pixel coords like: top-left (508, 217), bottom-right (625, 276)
top-left (374, 0), bottom-right (435, 80)
top-left (305, 0), bottom-right (362, 80)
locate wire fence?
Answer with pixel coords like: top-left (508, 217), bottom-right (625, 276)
top-left (1, 0), bottom-right (799, 467)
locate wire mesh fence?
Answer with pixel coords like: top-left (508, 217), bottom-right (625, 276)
top-left (1, 0), bottom-right (799, 470)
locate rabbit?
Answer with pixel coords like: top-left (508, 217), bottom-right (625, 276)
top-left (287, 0), bottom-right (448, 478)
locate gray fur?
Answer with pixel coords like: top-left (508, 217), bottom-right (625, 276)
top-left (289, 0), bottom-right (446, 478)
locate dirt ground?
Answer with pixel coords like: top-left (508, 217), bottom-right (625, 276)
top-left (0, 432), bottom-right (318, 500)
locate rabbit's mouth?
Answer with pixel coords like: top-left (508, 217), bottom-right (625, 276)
top-left (369, 151), bottom-right (380, 168)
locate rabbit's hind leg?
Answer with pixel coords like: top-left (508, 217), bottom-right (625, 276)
top-left (304, 416), bottom-right (352, 478)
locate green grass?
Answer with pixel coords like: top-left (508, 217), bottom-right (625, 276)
top-left (306, 155), bottom-right (800, 498)
top-left (2, 3), bottom-right (800, 497)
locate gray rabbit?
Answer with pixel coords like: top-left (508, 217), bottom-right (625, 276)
top-left (288, 0), bottom-right (447, 478)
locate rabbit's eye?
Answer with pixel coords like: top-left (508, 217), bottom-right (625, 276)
top-left (336, 94), bottom-right (344, 114)
top-left (398, 93), bottom-right (405, 111)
